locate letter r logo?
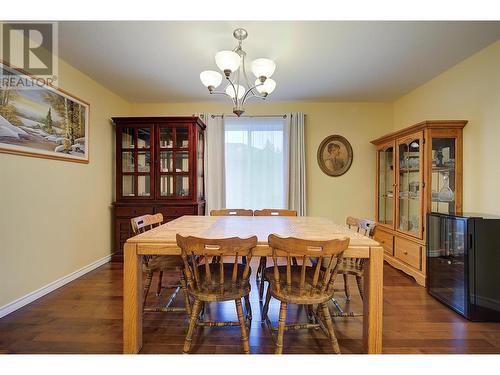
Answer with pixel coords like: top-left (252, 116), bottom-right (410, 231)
top-left (2, 23), bottom-right (55, 76)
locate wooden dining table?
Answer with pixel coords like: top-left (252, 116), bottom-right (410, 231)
top-left (123, 215), bottom-right (384, 354)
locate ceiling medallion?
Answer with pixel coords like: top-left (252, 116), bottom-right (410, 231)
top-left (199, 28), bottom-right (276, 117)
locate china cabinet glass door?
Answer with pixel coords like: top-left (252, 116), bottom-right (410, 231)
top-left (430, 136), bottom-right (458, 214)
top-left (197, 129), bottom-right (205, 200)
top-left (120, 125), bottom-right (153, 198)
top-left (377, 144), bottom-right (395, 226)
top-left (157, 125), bottom-right (191, 199)
top-left (397, 132), bottom-right (423, 237)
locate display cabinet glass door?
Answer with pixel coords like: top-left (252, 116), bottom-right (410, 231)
top-left (157, 125), bottom-right (191, 199)
top-left (377, 144), bottom-right (395, 226)
top-left (196, 129), bottom-right (205, 200)
top-left (430, 137), bottom-right (458, 214)
top-left (397, 132), bottom-right (423, 237)
top-left (120, 125), bottom-right (153, 198)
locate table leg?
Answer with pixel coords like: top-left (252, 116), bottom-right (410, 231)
top-left (363, 246), bottom-right (383, 354)
top-left (123, 242), bottom-right (142, 354)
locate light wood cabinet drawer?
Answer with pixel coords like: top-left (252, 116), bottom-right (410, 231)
top-left (374, 229), bottom-right (394, 256)
top-left (395, 237), bottom-right (422, 270)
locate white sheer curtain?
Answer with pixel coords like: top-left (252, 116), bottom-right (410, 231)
top-left (198, 113), bottom-right (225, 214)
top-left (285, 112), bottom-right (307, 215)
top-left (224, 116), bottom-right (287, 210)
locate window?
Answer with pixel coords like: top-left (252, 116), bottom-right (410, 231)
top-left (224, 117), bottom-right (287, 210)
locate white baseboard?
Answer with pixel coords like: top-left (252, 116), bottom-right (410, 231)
top-left (0, 254), bottom-right (112, 318)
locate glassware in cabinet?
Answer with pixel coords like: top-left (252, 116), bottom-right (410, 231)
top-left (377, 144), bottom-right (395, 226)
top-left (397, 134), bottom-right (423, 237)
top-left (431, 137), bottom-right (457, 214)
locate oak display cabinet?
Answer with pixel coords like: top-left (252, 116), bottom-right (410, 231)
top-left (371, 120), bottom-right (467, 286)
top-left (112, 116), bottom-right (206, 260)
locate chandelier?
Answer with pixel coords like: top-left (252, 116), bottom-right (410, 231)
top-left (199, 28), bottom-right (276, 117)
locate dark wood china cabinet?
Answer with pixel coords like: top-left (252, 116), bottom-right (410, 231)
top-left (112, 116), bottom-right (206, 260)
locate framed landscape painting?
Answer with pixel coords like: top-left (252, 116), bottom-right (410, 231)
top-left (0, 62), bottom-right (89, 163)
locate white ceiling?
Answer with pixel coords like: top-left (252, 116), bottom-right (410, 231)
top-left (58, 21), bottom-right (500, 103)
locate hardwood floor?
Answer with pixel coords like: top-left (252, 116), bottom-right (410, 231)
top-left (1, 260), bottom-right (500, 354)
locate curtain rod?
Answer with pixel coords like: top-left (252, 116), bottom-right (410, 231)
top-left (197, 114), bottom-right (288, 119)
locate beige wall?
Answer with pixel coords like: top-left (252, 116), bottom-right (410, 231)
top-left (0, 59), bottom-right (130, 307)
top-left (393, 40), bottom-right (500, 215)
top-left (130, 101), bottom-right (393, 223)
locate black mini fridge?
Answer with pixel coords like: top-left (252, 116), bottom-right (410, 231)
top-left (427, 212), bottom-right (500, 321)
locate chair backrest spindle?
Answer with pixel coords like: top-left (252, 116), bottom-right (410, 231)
top-left (176, 235), bottom-right (257, 294)
top-left (131, 213), bottom-right (164, 234)
top-left (268, 234), bottom-right (350, 295)
top-left (299, 255), bottom-right (307, 293)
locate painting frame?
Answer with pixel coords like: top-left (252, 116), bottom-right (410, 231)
top-left (317, 134), bottom-right (353, 177)
top-left (0, 60), bottom-right (90, 163)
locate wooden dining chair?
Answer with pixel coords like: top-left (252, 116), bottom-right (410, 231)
top-left (210, 209), bottom-right (253, 216)
top-left (131, 214), bottom-right (190, 315)
top-left (254, 209), bottom-right (298, 300)
top-left (262, 234), bottom-right (350, 354)
top-left (176, 234), bottom-right (258, 354)
top-left (209, 208), bottom-right (254, 310)
top-left (339, 216), bottom-right (376, 302)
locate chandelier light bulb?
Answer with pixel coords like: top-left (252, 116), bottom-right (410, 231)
top-left (200, 70), bottom-right (223, 90)
top-left (255, 78), bottom-right (276, 95)
top-left (215, 51), bottom-right (241, 75)
top-left (251, 58), bottom-right (276, 79)
top-left (225, 84), bottom-right (246, 99)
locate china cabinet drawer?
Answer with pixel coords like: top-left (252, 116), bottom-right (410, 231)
top-left (114, 218), bottom-right (135, 256)
top-left (395, 237), bottom-right (422, 270)
top-left (115, 206), bottom-right (154, 218)
top-left (156, 206), bottom-right (196, 218)
top-left (374, 229), bottom-right (394, 255)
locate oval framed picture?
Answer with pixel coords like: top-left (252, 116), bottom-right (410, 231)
top-left (317, 135), bottom-right (353, 177)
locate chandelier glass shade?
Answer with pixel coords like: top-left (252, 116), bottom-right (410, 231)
top-left (215, 51), bottom-right (241, 73)
top-left (225, 84), bottom-right (246, 99)
top-left (199, 70), bottom-right (223, 89)
top-left (255, 78), bottom-right (276, 95)
top-left (251, 58), bottom-right (276, 80)
top-left (199, 28), bottom-right (276, 116)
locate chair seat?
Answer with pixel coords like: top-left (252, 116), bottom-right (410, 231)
top-left (338, 259), bottom-right (364, 276)
top-left (263, 266), bottom-right (334, 304)
top-left (188, 263), bottom-right (252, 302)
top-left (145, 255), bottom-right (184, 272)
top-left (317, 257), bottom-right (364, 276)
